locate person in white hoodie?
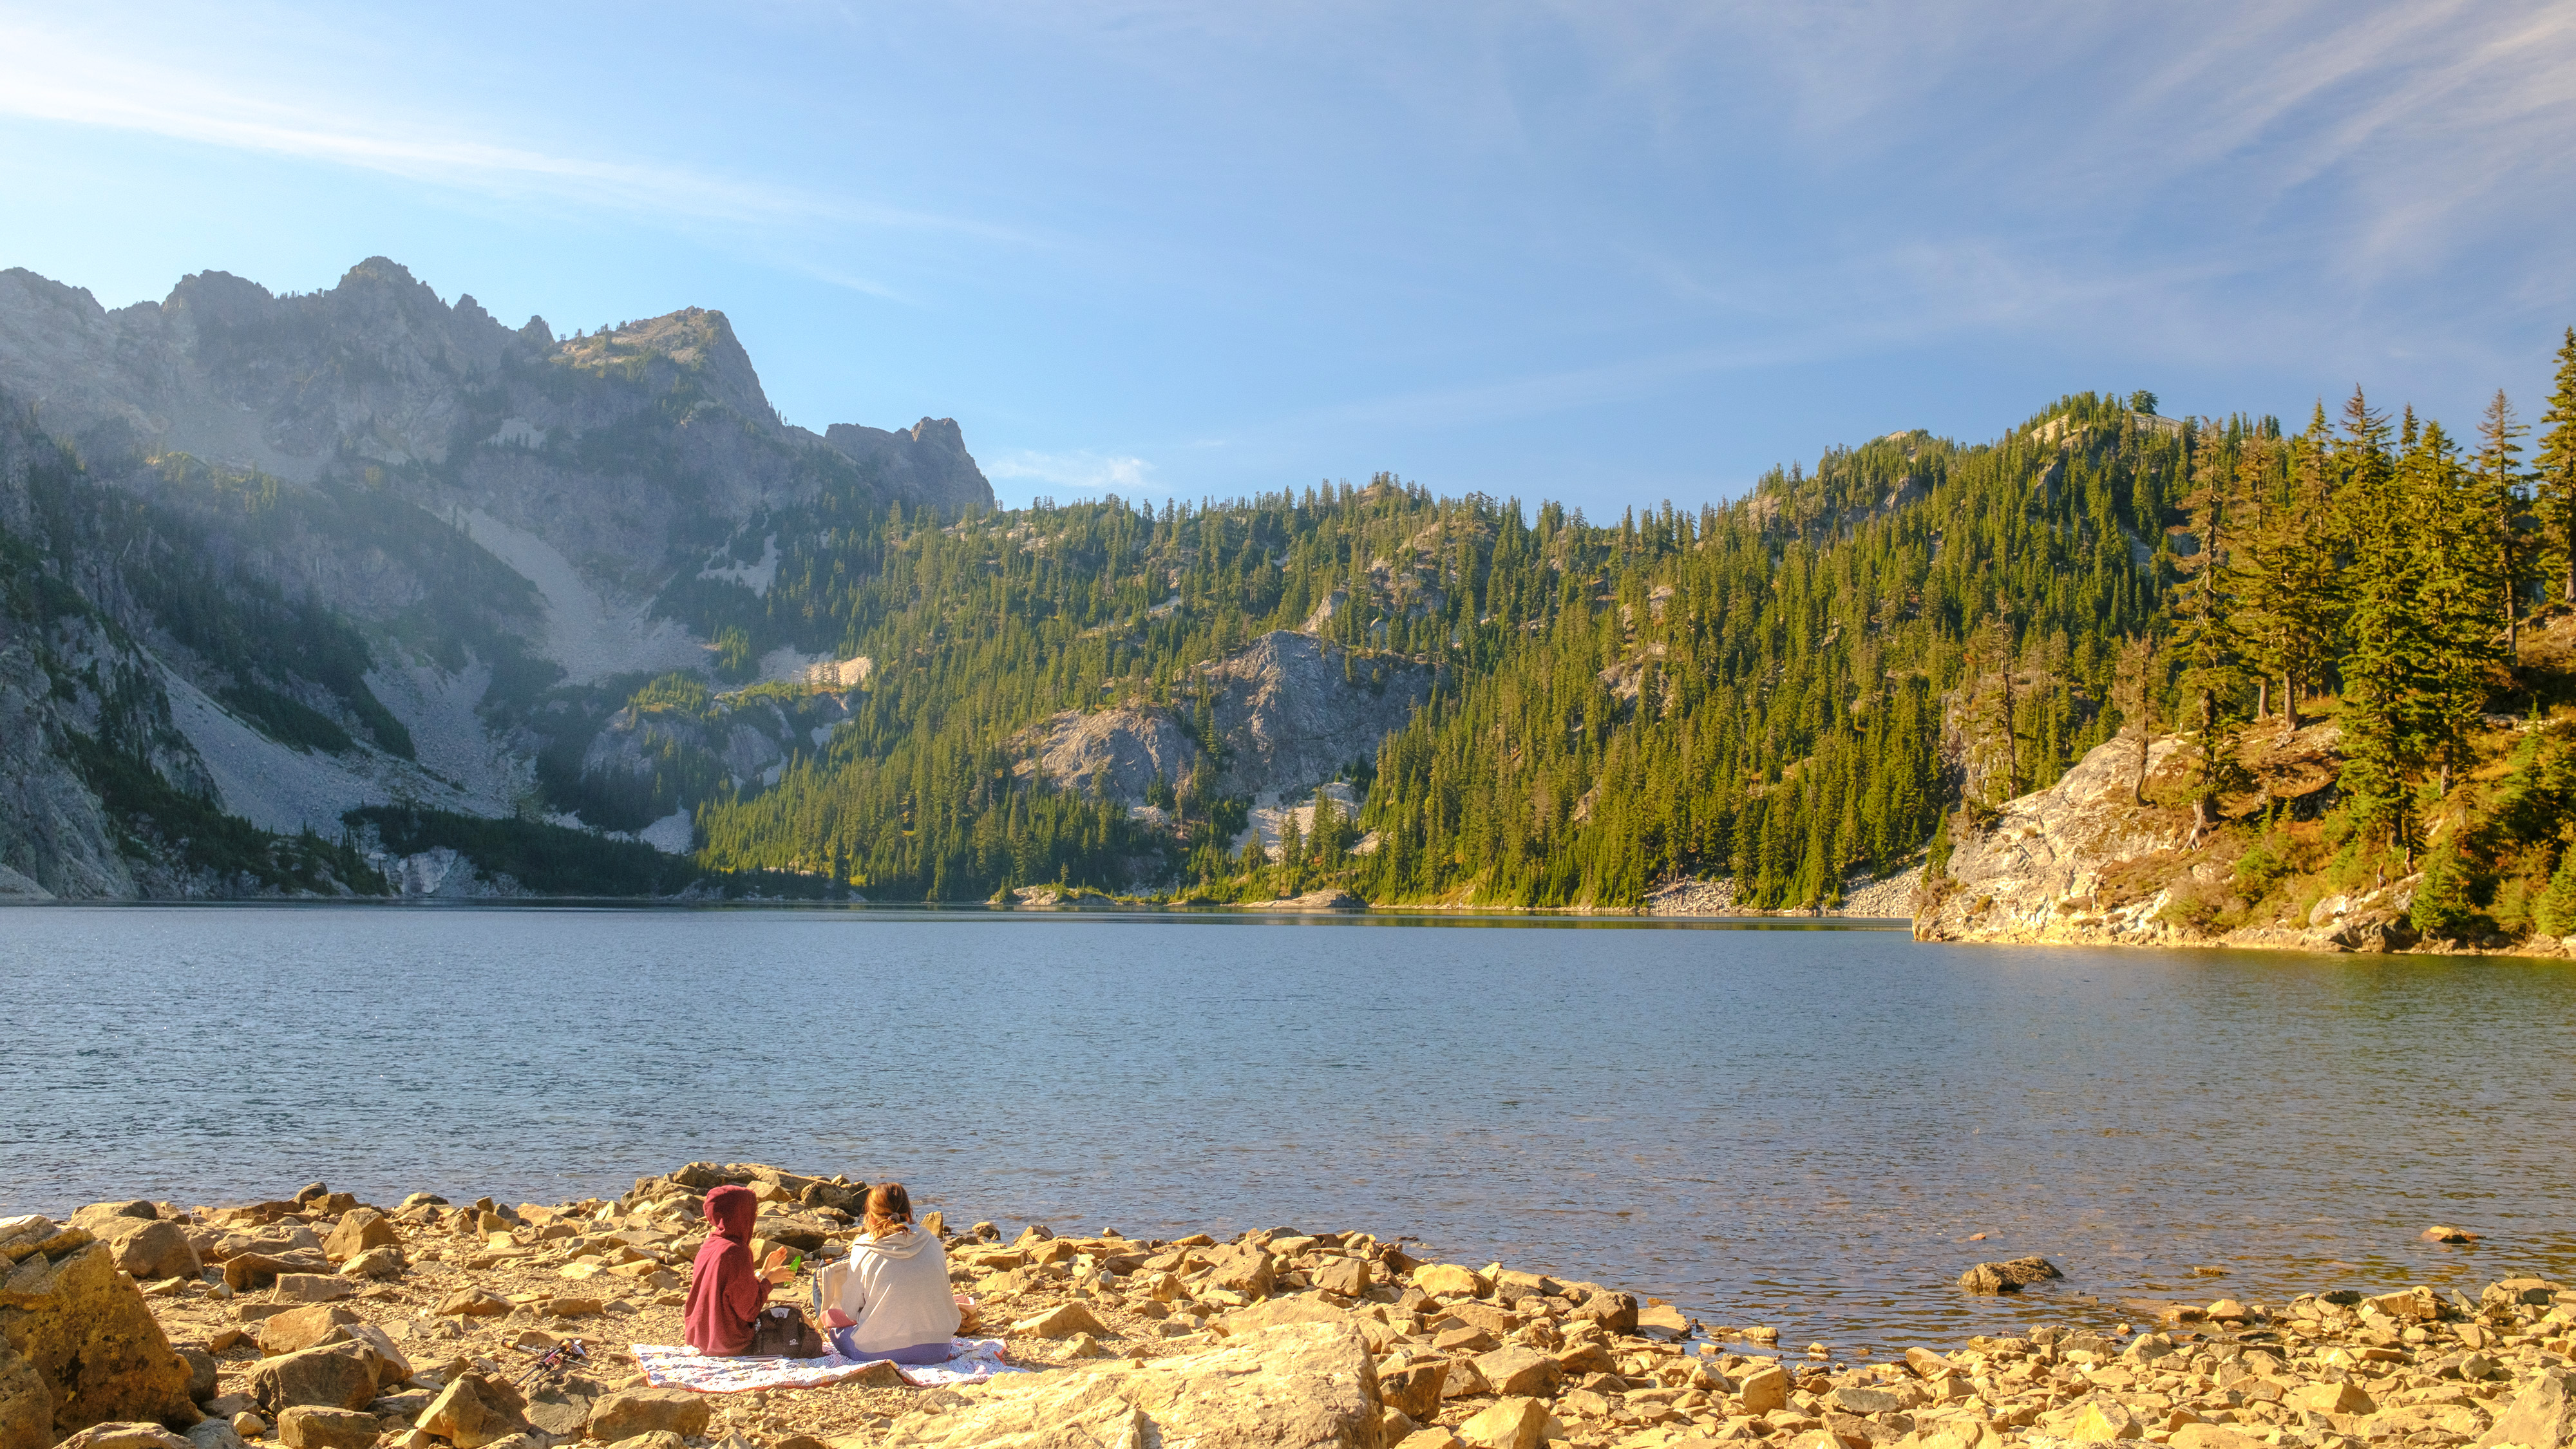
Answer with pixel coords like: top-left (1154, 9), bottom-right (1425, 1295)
top-left (817, 1183), bottom-right (960, 1363)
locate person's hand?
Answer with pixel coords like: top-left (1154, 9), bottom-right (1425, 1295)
top-left (761, 1247), bottom-right (795, 1283)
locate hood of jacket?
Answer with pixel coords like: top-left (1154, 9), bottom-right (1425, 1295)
top-left (853, 1225), bottom-right (931, 1261)
top-left (703, 1184), bottom-right (758, 1243)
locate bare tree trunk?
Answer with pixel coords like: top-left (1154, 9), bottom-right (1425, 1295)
top-left (2284, 671), bottom-right (2302, 733)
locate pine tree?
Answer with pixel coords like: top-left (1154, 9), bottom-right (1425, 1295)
top-left (2170, 421), bottom-right (2242, 841)
top-left (2474, 390), bottom-right (2533, 656)
top-left (2334, 388), bottom-right (2429, 859)
top-left (2538, 328), bottom-right (2576, 603)
top-left (2402, 419), bottom-right (2502, 795)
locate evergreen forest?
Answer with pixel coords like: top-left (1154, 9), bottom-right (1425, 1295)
top-left (663, 330), bottom-right (2576, 931)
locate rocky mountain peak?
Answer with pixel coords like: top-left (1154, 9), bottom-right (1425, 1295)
top-left (822, 415), bottom-right (993, 515)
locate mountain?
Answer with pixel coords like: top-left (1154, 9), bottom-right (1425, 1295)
top-left (3, 257), bottom-right (2573, 958)
top-left (0, 257), bottom-right (992, 897)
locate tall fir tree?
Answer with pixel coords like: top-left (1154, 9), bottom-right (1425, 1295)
top-left (2334, 388), bottom-right (2430, 858)
top-left (2539, 328), bottom-right (2576, 603)
top-left (2474, 390), bottom-right (2533, 656)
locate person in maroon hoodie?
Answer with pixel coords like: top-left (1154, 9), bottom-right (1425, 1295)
top-left (683, 1184), bottom-right (794, 1355)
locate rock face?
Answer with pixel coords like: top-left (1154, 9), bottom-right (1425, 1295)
top-left (821, 419), bottom-right (992, 519)
top-left (1011, 630), bottom-right (1436, 850)
top-left (876, 1321), bottom-right (1381, 1448)
top-left (0, 1335), bottom-right (52, 1449)
top-left (0, 1236), bottom-right (194, 1438)
top-left (1914, 724), bottom-right (2429, 954)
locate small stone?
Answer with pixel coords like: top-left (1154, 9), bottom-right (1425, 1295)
top-left (258, 1305), bottom-right (362, 1358)
top-left (1473, 1345), bottom-right (1562, 1398)
top-left (2421, 1226), bottom-right (2477, 1243)
top-left (542, 1296), bottom-right (604, 1318)
top-left (1012, 1302), bottom-right (1108, 1339)
top-left (1063, 1332), bottom-right (1108, 1359)
top-left (417, 1373), bottom-right (533, 1449)
top-left (229, 1414), bottom-right (266, 1438)
top-left (435, 1289), bottom-right (509, 1317)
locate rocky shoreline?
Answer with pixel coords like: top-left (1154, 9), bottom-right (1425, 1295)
top-left (7, 1164), bottom-right (2572, 1449)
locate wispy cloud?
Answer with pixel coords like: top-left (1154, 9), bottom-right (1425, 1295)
top-left (986, 449), bottom-right (1163, 498)
top-left (0, 19), bottom-right (1019, 241)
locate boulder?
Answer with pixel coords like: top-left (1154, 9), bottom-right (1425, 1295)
top-left (183, 1419), bottom-right (247, 1449)
top-left (1472, 1346), bottom-right (1560, 1398)
top-left (875, 1321), bottom-right (1379, 1447)
top-left (1636, 1302), bottom-right (1690, 1340)
top-left (1313, 1258), bottom-right (1371, 1298)
top-left (417, 1373), bottom-right (531, 1449)
top-left (250, 1343), bottom-right (379, 1414)
top-left (2291, 1381), bottom-right (2374, 1416)
top-left (174, 1349), bottom-right (217, 1405)
top-left (222, 1253), bottom-right (331, 1294)
top-left (108, 1223), bottom-right (202, 1284)
top-left (269, 1275), bottom-right (355, 1305)
top-left (1568, 1290), bottom-right (1638, 1334)
top-left (49, 1425), bottom-right (193, 1449)
top-left (1202, 1244), bottom-right (1276, 1298)
top-left (1738, 1365), bottom-right (1791, 1415)
top-left (274, 1406), bottom-right (380, 1449)
top-left (2474, 1369), bottom-right (2575, 1449)
top-left (258, 1306), bottom-right (362, 1358)
top-left (585, 1388), bottom-right (709, 1442)
top-left (1410, 1265), bottom-right (1487, 1299)
top-left (1379, 1359), bottom-right (1448, 1419)
top-left (1956, 1258), bottom-right (2062, 1294)
top-left (2052, 1402), bottom-right (2143, 1441)
top-left (339, 1248), bottom-right (404, 1282)
top-left (0, 1337), bottom-right (52, 1449)
top-left (321, 1213), bottom-right (397, 1266)
top-left (0, 1240), bottom-right (194, 1439)
top-left (1457, 1397), bottom-right (1564, 1449)
top-left (66, 1206), bottom-right (162, 1235)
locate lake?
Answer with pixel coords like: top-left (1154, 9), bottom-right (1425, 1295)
top-left (4, 905), bottom-right (2571, 1349)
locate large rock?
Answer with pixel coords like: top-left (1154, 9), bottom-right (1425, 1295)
top-left (0, 1240), bottom-right (194, 1438)
top-left (0, 1336), bottom-right (52, 1449)
top-left (49, 1425), bottom-right (193, 1449)
top-left (249, 1343), bottom-right (378, 1414)
top-left (417, 1373), bottom-right (531, 1449)
top-left (877, 1321), bottom-right (1379, 1448)
top-left (1473, 1346), bottom-right (1560, 1398)
top-left (1956, 1258), bottom-right (2062, 1294)
top-left (106, 1223), bottom-right (201, 1284)
top-left (584, 1388), bottom-right (708, 1442)
top-left (1201, 1243), bottom-right (1276, 1298)
top-left (2474, 1370), bottom-right (2575, 1449)
top-left (258, 1306), bottom-right (361, 1358)
top-left (1457, 1397), bottom-right (1564, 1449)
top-left (321, 1212), bottom-right (397, 1266)
top-left (273, 1406), bottom-right (379, 1449)
top-left (222, 1253), bottom-right (330, 1293)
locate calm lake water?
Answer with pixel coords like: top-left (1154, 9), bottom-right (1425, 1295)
top-left (5, 905), bottom-right (2571, 1348)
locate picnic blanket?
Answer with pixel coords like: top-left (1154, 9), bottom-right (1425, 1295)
top-left (632, 1338), bottom-right (1021, 1393)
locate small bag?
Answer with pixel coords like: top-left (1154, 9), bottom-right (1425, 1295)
top-left (748, 1304), bottom-right (828, 1359)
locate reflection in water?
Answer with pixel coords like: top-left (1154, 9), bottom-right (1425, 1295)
top-left (4, 905), bottom-right (2571, 1346)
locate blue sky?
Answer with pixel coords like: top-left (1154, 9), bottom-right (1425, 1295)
top-left (2, 1), bottom-right (2570, 516)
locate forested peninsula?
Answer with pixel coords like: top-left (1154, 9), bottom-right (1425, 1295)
top-left (3, 260), bottom-right (2573, 954)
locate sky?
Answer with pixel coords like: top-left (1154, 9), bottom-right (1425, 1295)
top-left (1, 1), bottom-right (2571, 517)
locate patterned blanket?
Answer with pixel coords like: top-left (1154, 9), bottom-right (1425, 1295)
top-left (631, 1338), bottom-right (1021, 1392)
